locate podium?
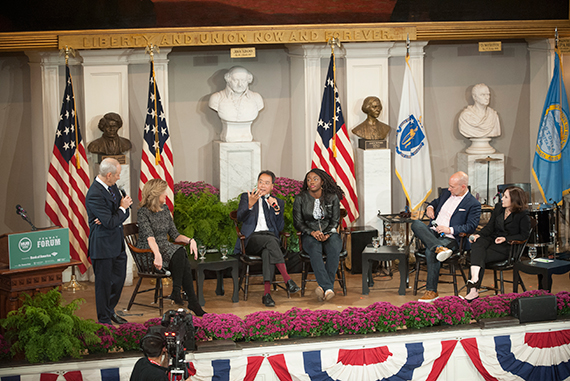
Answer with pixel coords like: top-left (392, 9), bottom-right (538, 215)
top-left (0, 228), bottom-right (78, 319)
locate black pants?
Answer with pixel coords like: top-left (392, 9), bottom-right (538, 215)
top-left (92, 251), bottom-right (127, 324)
top-left (168, 247), bottom-right (198, 304)
top-left (246, 231), bottom-right (284, 282)
top-left (470, 236), bottom-right (509, 283)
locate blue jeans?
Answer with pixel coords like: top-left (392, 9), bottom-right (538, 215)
top-left (301, 233), bottom-right (342, 291)
top-left (411, 220), bottom-right (456, 292)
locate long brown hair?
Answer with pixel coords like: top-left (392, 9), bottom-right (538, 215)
top-left (504, 186), bottom-right (528, 213)
top-left (140, 179), bottom-right (167, 213)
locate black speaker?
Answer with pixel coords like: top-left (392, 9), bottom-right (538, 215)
top-left (510, 295), bottom-right (557, 323)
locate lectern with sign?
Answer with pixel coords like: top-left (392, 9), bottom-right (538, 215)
top-left (0, 228), bottom-right (78, 318)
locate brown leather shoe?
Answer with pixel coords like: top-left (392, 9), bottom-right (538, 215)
top-left (418, 290), bottom-right (439, 302)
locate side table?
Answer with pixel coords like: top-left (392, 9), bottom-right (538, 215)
top-left (362, 245), bottom-right (408, 295)
top-left (189, 253), bottom-right (239, 306)
top-left (514, 259), bottom-right (570, 292)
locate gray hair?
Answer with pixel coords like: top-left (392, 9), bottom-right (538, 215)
top-left (99, 158), bottom-right (119, 176)
top-left (224, 66), bottom-right (253, 84)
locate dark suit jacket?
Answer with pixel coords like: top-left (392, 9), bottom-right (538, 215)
top-left (85, 180), bottom-right (129, 259)
top-left (429, 189), bottom-right (481, 248)
top-left (233, 192), bottom-right (285, 254)
top-left (478, 203), bottom-right (531, 242)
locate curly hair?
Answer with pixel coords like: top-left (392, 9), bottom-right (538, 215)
top-left (140, 178), bottom-right (168, 213)
top-left (302, 168), bottom-right (344, 201)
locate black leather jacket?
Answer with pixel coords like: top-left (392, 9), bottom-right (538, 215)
top-left (293, 191), bottom-right (340, 236)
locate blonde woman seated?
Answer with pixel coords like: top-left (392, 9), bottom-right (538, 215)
top-left (137, 179), bottom-right (206, 316)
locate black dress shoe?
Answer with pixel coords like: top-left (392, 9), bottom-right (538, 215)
top-left (111, 313), bottom-right (128, 325)
top-left (169, 290), bottom-right (184, 305)
top-left (286, 279), bottom-right (300, 294)
top-left (262, 293), bottom-right (275, 307)
top-left (188, 301), bottom-right (207, 317)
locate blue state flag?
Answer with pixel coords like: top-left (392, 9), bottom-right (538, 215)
top-left (532, 50), bottom-right (570, 204)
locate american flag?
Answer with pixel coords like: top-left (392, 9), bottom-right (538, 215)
top-left (311, 54), bottom-right (359, 224)
top-left (45, 65), bottom-right (91, 273)
top-left (138, 61), bottom-right (174, 211)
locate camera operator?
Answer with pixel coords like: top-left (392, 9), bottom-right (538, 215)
top-left (130, 331), bottom-right (191, 381)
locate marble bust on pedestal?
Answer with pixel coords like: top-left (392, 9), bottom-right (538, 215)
top-left (458, 83), bottom-right (501, 154)
top-left (209, 66), bottom-right (264, 142)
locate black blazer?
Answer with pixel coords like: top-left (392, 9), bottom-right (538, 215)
top-left (478, 203), bottom-right (531, 242)
top-left (85, 180), bottom-right (129, 259)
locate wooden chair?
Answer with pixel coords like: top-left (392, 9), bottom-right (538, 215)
top-left (297, 209), bottom-right (349, 296)
top-left (123, 223), bottom-right (171, 315)
top-left (229, 211), bottom-right (291, 301)
top-left (412, 232), bottom-right (469, 296)
top-left (484, 217), bottom-right (536, 294)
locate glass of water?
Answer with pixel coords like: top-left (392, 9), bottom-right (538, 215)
top-left (372, 237), bottom-right (380, 250)
top-left (198, 245), bottom-right (206, 260)
top-left (220, 244), bottom-right (229, 260)
top-left (528, 246), bottom-right (537, 264)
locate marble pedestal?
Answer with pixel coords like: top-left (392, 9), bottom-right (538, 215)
top-left (458, 152), bottom-right (504, 205)
top-left (220, 120), bottom-right (254, 142)
top-left (356, 148), bottom-right (391, 233)
top-left (214, 141), bottom-right (261, 202)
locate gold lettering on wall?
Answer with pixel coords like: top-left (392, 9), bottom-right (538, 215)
top-left (60, 27), bottom-right (416, 50)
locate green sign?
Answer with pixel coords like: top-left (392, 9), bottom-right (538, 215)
top-left (8, 228), bottom-right (70, 270)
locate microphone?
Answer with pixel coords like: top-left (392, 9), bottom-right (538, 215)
top-left (264, 194), bottom-right (280, 212)
top-left (430, 221), bottom-right (445, 237)
top-left (117, 186), bottom-right (131, 209)
top-left (16, 204), bottom-right (38, 231)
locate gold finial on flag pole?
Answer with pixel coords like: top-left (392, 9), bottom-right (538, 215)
top-left (555, 28), bottom-right (559, 50)
top-left (59, 45), bottom-right (75, 66)
top-left (327, 37), bottom-right (341, 158)
top-left (406, 34), bottom-right (410, 58)
top-left (145, 43), bottom-right (160, 60)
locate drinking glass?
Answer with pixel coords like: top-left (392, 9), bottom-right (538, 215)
top-left (198, 245), bottom-right (206, 260)
top-left (372, 237), bottom-right (380, 250)
top-left (397, 227), bottom-right (405, 251)
top-left (220, 244), bottom-right (229, 260)
top-left (528, 246), bottom-right (537, 264)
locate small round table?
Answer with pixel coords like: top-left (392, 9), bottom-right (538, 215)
top-left (189, 252), bottom-right (239, 306)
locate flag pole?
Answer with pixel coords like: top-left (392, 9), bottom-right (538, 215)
top-left (328, 37), bottom-right (341, 158)
top-left (146, 44), bottom-right (161, 165)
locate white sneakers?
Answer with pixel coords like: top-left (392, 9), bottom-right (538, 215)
top-left (435, 246), bottom-right (453, 262)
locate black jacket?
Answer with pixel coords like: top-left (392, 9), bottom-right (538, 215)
top-left (479, 203), bottom-right (531, 242)
top-left (293, 191), bottom-right (340, 235)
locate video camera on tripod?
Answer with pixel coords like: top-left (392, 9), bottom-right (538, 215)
top-left (142, 308), bottom-right (195, 380)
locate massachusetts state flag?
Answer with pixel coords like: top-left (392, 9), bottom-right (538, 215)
top-left (45, 65), bottom-right (91, 273)
top-left (138, 61), bottom-right (174, 211)
top-left (395, 55), bottom-right (432, 211)
top-left (311, 54), bottom-right (359, 224)
top-left (532, 49), bottom-right (570, 205)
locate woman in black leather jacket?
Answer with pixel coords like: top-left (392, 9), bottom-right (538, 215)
top-left (293, 168), bottom-right (344, 302)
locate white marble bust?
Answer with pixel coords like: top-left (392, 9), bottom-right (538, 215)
top-left (209, 66), bottom-right (264, 122)
top-left (458, 83), bottom-right (501, 139)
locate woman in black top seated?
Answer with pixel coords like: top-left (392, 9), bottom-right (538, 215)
top-left (137, 178), bottom-right (206, 316)
top-left (293, 169), bottom-right (344, 302)
top-left (465, 186), bottom-right (531, 301)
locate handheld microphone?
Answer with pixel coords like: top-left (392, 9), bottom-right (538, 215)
top-left (430, 221), bottom-right (445, 237)
top-left (117, 186), bottom-right (131, 209)
top-left (16, 204), bottom-right (38, 231)
top-left (264, 194), bottom-right (280, 212)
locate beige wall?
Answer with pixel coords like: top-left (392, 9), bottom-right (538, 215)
top-left (0, 40), bottom-right (560, 234)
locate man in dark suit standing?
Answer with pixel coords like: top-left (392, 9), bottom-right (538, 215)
top-left (411, 171), bottom-right (481, 302)
top-left (86, 157), bottom-right (133, 324)
top-left (234, 170), bottom-right (300, 307)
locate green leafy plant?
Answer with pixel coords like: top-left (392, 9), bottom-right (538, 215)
top-left (173, 188), bottom-right (239, 250)
top-left (0, 289), bottom-right (101, 363)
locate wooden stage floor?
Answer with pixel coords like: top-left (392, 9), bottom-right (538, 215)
top-left (63, 264), bottom-right (570, 324)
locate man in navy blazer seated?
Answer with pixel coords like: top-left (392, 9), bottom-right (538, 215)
top-left (86, 158), bottom-right (133, 325)
top-left (234, 170), bottom-right (300, 307)
top-left (411, 171), bottom-right (481, 302)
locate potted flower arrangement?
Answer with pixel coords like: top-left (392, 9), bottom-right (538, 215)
top-left (194, 313), bottom-right (245, 341)
top-left (399, 301), bottom-right (442, 329)
top-left (432, 296), bottom-right (472, 325)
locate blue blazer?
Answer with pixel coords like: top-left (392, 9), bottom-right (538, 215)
top-left (233, 192), bottom-right (285, 254)
top-left (85, 180), bottom-right (129, 260)
top-left (429, 189), bottom-right (481, 248)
